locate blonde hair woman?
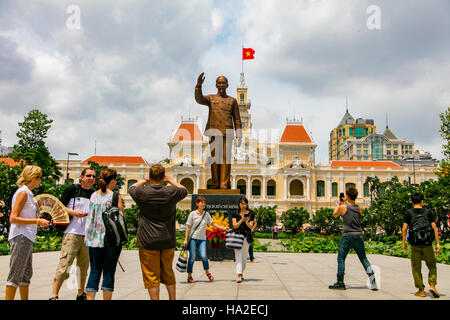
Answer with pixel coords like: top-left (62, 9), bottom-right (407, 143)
top-left (5, 165), bottom-right (50, 300)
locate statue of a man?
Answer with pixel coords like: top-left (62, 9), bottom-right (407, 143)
top-left (195, 72), bottom-right (242, 189)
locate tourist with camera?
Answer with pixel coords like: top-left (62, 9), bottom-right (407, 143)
top-left (402, 192), bottom-right (440, 298)
top-left (329, 187), bottom-right (377, 291)
top-left (231, 197), bottom-right (256, 283)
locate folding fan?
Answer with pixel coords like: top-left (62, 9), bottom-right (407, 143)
top-left (33, 194), bottom-right (70, 226)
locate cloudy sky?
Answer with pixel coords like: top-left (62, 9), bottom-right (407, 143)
top-left (0, 0), bottom-right (449, 165)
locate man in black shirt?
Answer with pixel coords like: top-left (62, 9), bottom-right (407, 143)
top-left (128, 164), bottom-right (187, 300)
top-left (402, 192), bottom-right (440, 298)
top-left (49, 168), bottom-right (95, 301)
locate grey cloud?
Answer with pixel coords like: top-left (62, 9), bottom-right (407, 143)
top-left (0, 36), bottom-right (34, 83)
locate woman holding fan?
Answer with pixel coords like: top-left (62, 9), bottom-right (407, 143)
top-left (5, 165), bottom-right (50, 300)
top-left (183, 196), bottom-right (230, 283)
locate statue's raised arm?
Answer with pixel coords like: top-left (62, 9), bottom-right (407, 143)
top-left (194, 72), bottom-right (210, 106)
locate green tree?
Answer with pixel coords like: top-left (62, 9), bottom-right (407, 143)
top-left (437, 107), bottom-right (450, 179)
top-left (367, 176), bottom-right (411, 237)
top-left (176, 208), bottom-right (190, 225)
top-left (10, 109), bottom-right (62, 180)
top-left (0, 162), bottom-right (22, 232)
top-left (418, 179), bottom-right (450, 240)
top-left (253, 205), bottom-right (277, 232)
top-left (124, 204), bottom-right (140, 234)
top-left (280, 207), bottom-right (310, 235)
top-left (87, 161), bottom-right (124, 193)
top-left (360, 208), bottom-right (379, 240)
top-left (311, 207), bottom-right (342, 234)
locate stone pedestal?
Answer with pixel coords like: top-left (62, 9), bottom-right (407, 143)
top-left (191, 191), bottom-right (242, 261)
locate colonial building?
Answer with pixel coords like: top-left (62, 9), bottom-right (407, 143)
top-left (2, 73), bottom-right (438, 220)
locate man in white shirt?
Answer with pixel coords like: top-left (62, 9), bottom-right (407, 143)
top-left (49, 168), bottom-right (95, 300)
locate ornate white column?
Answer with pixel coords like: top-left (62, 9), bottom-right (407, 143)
top-left (232, 175), bottom-right (236, 189)
top-left (327, 176), bottom-right (332, 200)
top-left (247, 175), bottom-right (251, 199)
top-left (284, 175), bottom-right (288, 199)
top-left (196, 174), bottom-right (200, 193)
top-left (358, 173), bottom-right (362, 198)
top-left (306, 175), bottom-right (310, 200)
top-left (262, 176), bottom-right (266, 200)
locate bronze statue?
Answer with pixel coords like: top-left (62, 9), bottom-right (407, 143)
top-left (195, 72), bottom-right (242, 189)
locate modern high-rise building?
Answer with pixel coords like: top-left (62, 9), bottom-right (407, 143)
top-left (328, 106), bottom-right (376, 160)
top-left (343, 124), bottom-right (415, 161)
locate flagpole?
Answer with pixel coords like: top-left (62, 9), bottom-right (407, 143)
top-left (242, 45), bottom-right (244, 74)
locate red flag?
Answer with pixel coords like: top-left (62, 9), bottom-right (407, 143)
top-left (242, 48), bottom-right (255, 60)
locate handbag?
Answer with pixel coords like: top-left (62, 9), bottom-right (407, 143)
top-left (176, 212), bottom-right (206, 273)
top-left (176, 248), bottom-right (188, 272)
top-left (225, 232), bottom-right (245, 249)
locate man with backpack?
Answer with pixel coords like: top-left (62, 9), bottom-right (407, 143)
top-left (402, 192), bottom-right (440, 298)
top-left (49, 168), bottom-right (95, 301)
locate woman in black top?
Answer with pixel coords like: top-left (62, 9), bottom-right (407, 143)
top-left (231, 197), bottom-right (256, 283)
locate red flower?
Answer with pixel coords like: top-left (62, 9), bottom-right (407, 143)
top-left (206, 228), bottom-right (226, 243)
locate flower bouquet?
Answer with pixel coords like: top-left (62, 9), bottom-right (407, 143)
top-left (206, 211), bottom-right (229, 248)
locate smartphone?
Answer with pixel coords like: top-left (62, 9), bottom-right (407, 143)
top-left (339, 192), bottom-right (344, 202)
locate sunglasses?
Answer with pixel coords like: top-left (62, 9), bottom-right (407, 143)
top-left (85, 174), bottom-right (96, 178)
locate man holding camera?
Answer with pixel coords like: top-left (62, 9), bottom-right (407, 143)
top-left (329, 187), bottom-right (377, 291)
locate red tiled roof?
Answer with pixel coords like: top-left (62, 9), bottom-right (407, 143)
top-left (280, 125), bottom-right (312, 143)
top-left (83, 156), bottom-right (148, 165)
top-left (331, 160), bottom-right (401, 168)
top-left (0, 158), bottom-right (22, 166)
top-left (172, 123), bottom-right (203, 142)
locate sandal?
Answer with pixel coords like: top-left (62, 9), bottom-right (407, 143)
top-left (236, 277), bottom-right (243, 283)
top-left (49, 296), bottom-right (59, 300)
top-left (206, 273), bottom-right (214, 281)
top-left (187, 276), bottom-right (195, 283)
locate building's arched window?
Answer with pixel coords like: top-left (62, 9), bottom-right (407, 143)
top-left (332, 182), bottom-right (338, 197)
top-left (237, 179), bottom-right (246, 195)
top-left (127, 179), bottom-right (138, 191)
top-left (180, 178), bottom-right (194, 194)
top-left (289, 179), bottom-right (304, 196)
top-left (252, 180), bottom-right (261, 196)
top-left (267, 179), bottom-right (276, 196)
top-left (363, 182), bottom-right (370, 197)
top-left (316, 180), bottom-right (325, 197)
top-left (345, 183), bottom-right (356, 192)
top-left (240, 93), bottom-right (244, 103)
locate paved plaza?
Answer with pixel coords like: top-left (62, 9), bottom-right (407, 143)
top-left (0, 249), bottom-right (448, 300)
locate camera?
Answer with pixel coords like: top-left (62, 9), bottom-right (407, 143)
top-left (244, 213), bottom-right (250, 218)
top-left (339, 192), bottom-right (345, 202)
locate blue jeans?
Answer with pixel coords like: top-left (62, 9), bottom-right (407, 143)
top-left (187, 239), bottom-right (209, 274)
top-left (337, 236), bottom-right (373, 277)
top-left (86, 246), bottom-right (122, 292)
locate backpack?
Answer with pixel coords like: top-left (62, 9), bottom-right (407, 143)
top-left (407, 209), bottom-right (433, 246)
top-left (102, 193), bottom-right (128, 247)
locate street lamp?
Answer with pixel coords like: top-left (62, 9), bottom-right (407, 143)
top-left (402, 154), bottom-right (417, 187)
top-left (66, 152), bottom-right (79, 184)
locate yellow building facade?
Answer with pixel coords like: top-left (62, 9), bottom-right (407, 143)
top-left (56, 73), bottom-right (439, 220)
